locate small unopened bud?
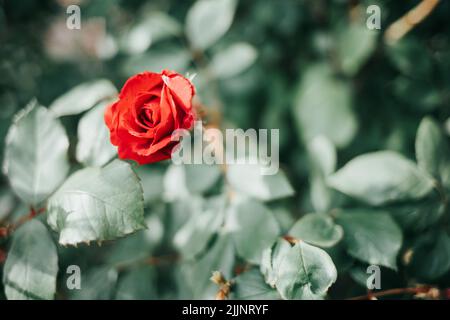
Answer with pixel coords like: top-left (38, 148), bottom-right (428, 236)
top-left (210, 271), bottom-right (225, 285)
top-left (402, 249), bottom-right (414, 266)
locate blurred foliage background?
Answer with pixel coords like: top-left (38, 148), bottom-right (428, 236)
top-left (1, 0), bottom-right (450, 300)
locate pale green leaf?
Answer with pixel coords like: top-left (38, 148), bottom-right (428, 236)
top-left (227, 198), bottom-right (280, 264)
top-left (181, 234), bottom-right (235, 299)
top-left (307, 136), bottom-right (338, 212)
top-left (121, 47), bottom-right (191, 77)
top-left (50, 79), bottom-right (117, 117)
top-left (47, 160), bottom-right (146, 245)
top-left (211, 42), bottom-right (257, 79)
top-left (227, 163), bottom-right (294, 201)
top-left (76, 100), bottom-right (117, 167)
top-left (3, 101), bottom-right (69, 206)
top-left (289, 213), bottom-right (343, 248)
top-left (231, 269), bottom-right (280, 300)
top-left (273, 240), bottom-right (337, 300)
top-left (292, 64), bottom-right (357, 148)
top-left (174, 196), bottom-right (226, 260)
top-left (121, 12), bottom-right (182, 55)
top-left (3, 220), bottom-right (58, 300)
top-left (336, 23), bottom-right (378, 76)
top-left (186, 0), bottom-right (237, 50)
top-left (328, 151), bottom-right (434, 205)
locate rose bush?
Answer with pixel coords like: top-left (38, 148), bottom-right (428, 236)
top-left (1, 0), bottom-right (450, 302)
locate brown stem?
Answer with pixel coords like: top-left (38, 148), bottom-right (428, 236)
top-left (0, 206), bottom-right (46, 238)
top-left (143, 253), bottom-right (180, 266)
top-left (348, 285), bottom-right (440, 300)
top-left (384, 0), bottom-right (441, 44)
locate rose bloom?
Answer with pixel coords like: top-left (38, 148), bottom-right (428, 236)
top-left (105, 70), bottom-right (195, 164)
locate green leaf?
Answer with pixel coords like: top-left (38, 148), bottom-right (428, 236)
top-left (186, 0), bottom-right (237, 50)
top-left (289, 213), bottom-right (343, 248)
top-left (163, 164), bottom-right (222, 200)
top-left (231, 269), bottom-right (280, 300)
top-left (227, 198), bottom-right (280, 264)
top-left (120, 12), bottom-right (182, 55)
top-left (348, 265), bottom-right (370, 287)
top-left (135, 166), bottom-right (165, 204)
top-left (76, 100), bottom-right (117, 167)
top-left (292, 64), bottom-right (357, 148)
top-left (261, 238), bottom-right (292, 288)
top-left (409, 230), bottom-right (450, 280)
top-left (181, 234), bottom-right (235, 299)
top-left (227, 163), bottom-right (294, 201)
top-left (50, 79), bottom-right (117, 117)
top-left (328, 151), bottom-right (434, 206)
top-left (121, 47), bottom-right (191, 77)
top-left (335, 209), bottom-right (402, 269)
top-left (174, 196), bottom-right (225, 260)
top-left (210, 42), bottom-right (257, 79)
top-left (308, 135), bottom-right (336, 176)
top-left (71, 267), bottom-right (118, 300)
top-left (386, 38), bottom-right (432, 78)
top-left (115, 266), bottom-right (157, 300)
top-left (415, 117), bottom-right (449, 181)
top-left (307, 136), bottom-right (338, 212)
top-left (3, 220), bottom-right (58, 300)
top-left (3, 101), bottom-right (69, 206)
top-left (107, 215), bottom-right (164, 266)
top-left (184, 164), bottom-right (222, 194)
top-left (389, 198), bottom-right (445, 233)
top-left (47, 160), bottom-right (146, 245)
top-left (0, 188), bottom-right (15, 221)
top-left (271, 240), bottom-right (337, 300)
top-left (336, 23), bottom-right (378, 76)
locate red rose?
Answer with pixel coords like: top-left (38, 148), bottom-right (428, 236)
top-left (105, 70), bottom-right (196, 164)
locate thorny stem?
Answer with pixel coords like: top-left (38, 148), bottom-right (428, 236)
top-left (384, 0), bottom-right (441, 44)
top-left (348, 285), bottom-right (442, 300)
top-left (0, 206), bottom-right (45, 239)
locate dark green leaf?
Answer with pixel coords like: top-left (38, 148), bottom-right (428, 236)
top-left (115, 266), bottom-right (157, 300)
top-left (415, 117), bottom-right (449, 181)
top-left (409, 230), bottom-right (450, 280)
top-left (336, 209), bottom-right (402, 269)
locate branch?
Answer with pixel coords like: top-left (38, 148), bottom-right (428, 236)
top-left (348, 285), bottom-right (441, 300)
top-left (0, 207), bottom-right (45, 238)
top-left (384, 0), bottom-right (441, 44)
